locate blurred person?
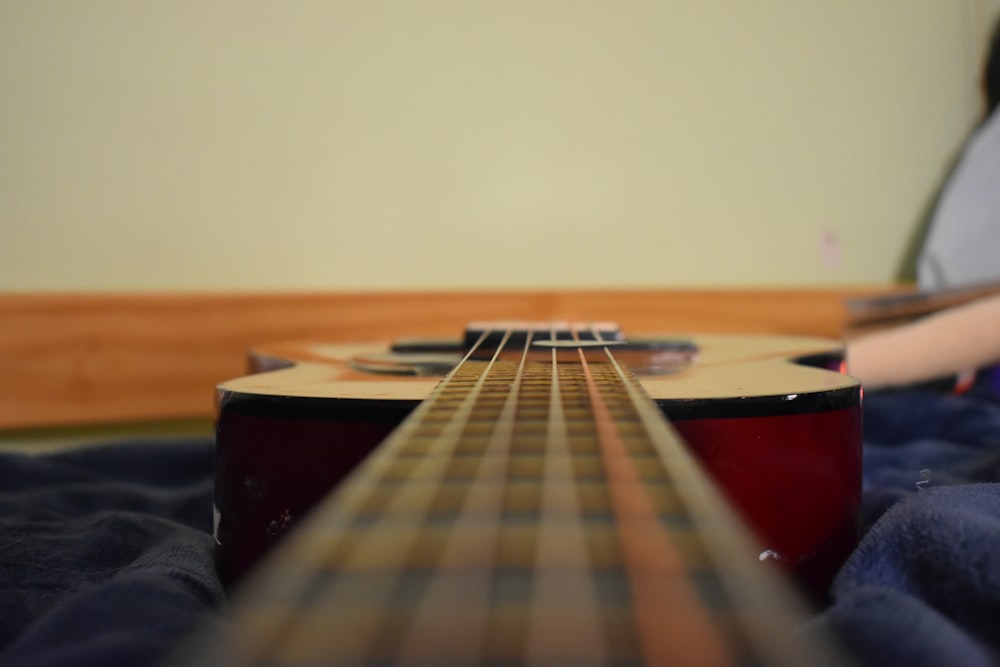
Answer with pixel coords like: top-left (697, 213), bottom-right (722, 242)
top-left (915, 16), bottom-right (1000, 289)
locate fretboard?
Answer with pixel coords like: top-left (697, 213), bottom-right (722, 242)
top-left (197, 339), bottom-right (847, 665)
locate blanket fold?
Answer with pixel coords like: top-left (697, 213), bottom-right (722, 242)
top-left (815, 388), bottom-right (1000, 666)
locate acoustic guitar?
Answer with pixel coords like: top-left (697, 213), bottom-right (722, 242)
top-left (202, 322), bottom-right (861, 665)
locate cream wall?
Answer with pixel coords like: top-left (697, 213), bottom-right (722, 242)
top-left (2, 1), bottom-right (998, 291)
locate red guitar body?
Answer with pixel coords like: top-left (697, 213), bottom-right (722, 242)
top-left (214, 330), bottom-right (862, 599)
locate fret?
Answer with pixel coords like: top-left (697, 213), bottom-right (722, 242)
top-left (200, 331), bottom-right (854, 667)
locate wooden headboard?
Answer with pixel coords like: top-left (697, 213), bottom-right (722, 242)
top-left (0, 288), bottom-right (901, 430)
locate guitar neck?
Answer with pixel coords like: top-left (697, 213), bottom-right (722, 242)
top-left (189, 338), bottom-right (850, 665)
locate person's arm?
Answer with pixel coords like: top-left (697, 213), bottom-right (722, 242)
top-left (847, 293), bottom-right (1000, 390)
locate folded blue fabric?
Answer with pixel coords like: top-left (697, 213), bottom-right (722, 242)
top-left (0, 439), bottom-right (223, 667)
top-left (813, 388), bottom-right (1000, 666)
top-left (820, 483), bottom-right (1000, 667)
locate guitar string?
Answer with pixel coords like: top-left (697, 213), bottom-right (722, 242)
top-left (221, 323), bottom-right (831, 666)
top-left (258, 323), bottom-right (729, 665)
top-left (369, 324), bottom-right (522, 663)
top-left (277, 325), bottom-right (528, 664)
top-left (249, 326), bottom-right (507, 664)
top-left (417, 322), bottom-right (609, 663)
top-left (591, 324), bottom-right (837, 666)
top-left (395, 325), bottom-right (534, 662)
top-left (264, 323), bottom-right (765, 665)
top-left (579, 325), bottom-right (735, 666)
top-left (522, 325), bottom-right (610, 665)
top-left (599, 344), bottom-right (824, 667)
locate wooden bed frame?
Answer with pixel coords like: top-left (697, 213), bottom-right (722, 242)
top-left (0, 288), bottom-right (903, 431)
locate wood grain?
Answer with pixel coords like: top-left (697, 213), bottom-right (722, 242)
top-left (0, 288), bottom-right (905, 430)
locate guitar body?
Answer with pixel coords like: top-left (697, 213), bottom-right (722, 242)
top-left (215, 331), bottom-right (861, 601)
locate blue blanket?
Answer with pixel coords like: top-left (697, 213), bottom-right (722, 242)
top-left (2, 389), bottom-right (1000, 666)
top-left (0, 440), bottom-right (223, 667)
top-left (814, 386), bottom-right (1000, 666)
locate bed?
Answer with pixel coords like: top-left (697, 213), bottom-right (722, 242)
top-left (2, 290), bottom-right (998, 666)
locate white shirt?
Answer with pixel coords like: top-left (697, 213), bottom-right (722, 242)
top-left (918, 109), bottom-right (1000, 289)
